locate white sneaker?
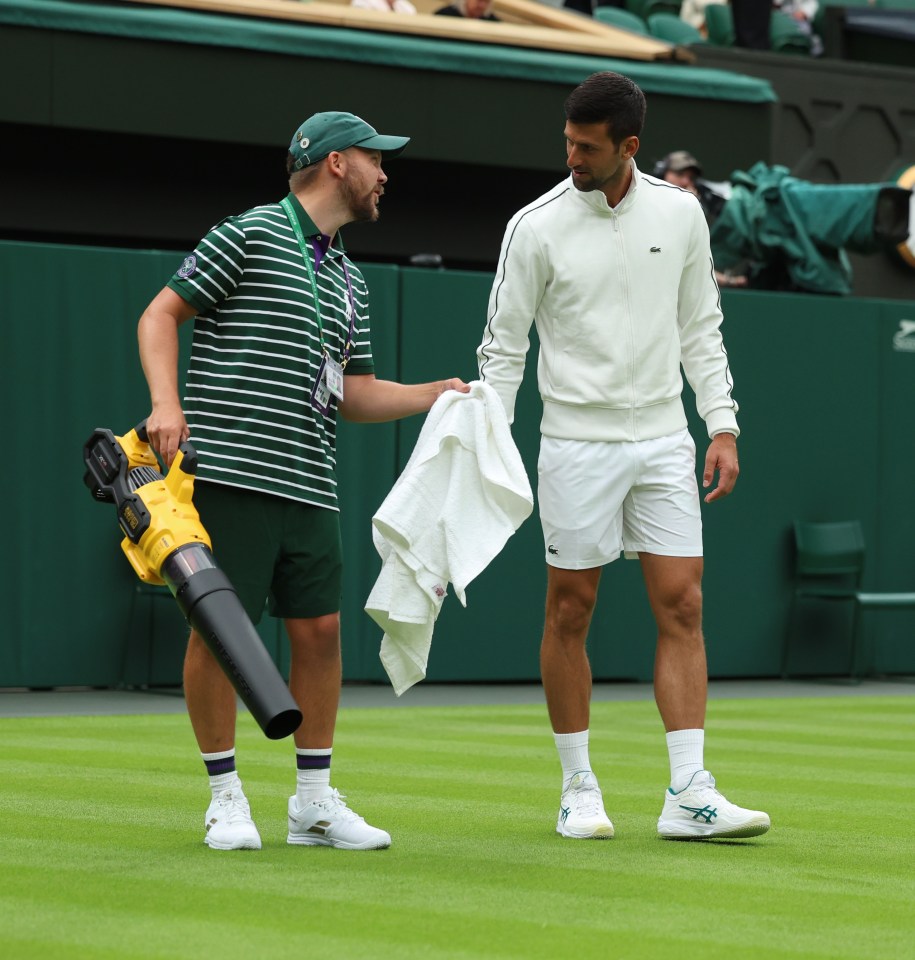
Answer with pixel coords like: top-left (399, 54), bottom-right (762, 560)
top-left (556, 772), bottom-right (615, 839)
top-left (204, 786), bottom-right (262, 850)
top-left (287, 789), bottom-right (391, 850)
top-left (657, 770), bottom-right (770, 839)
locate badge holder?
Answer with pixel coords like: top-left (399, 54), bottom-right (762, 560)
top-left (310, 357), bottom-right (333, 414)
top-left (310, 355), bottom-right (344, 414)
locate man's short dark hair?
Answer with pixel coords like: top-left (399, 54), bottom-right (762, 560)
top-left (286, 150), bottom-right (321, 190)
top-left (564, 72), bottom-right (647, 145)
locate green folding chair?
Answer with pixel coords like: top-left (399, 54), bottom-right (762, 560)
top-left (784, 520), bottom-right (915, 680)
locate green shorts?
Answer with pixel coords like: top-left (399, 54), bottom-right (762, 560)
top-left (193, 481), bottom-right (343, 623)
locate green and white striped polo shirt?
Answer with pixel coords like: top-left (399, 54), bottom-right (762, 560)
top-left (167, 193), bottom-right (374, 511)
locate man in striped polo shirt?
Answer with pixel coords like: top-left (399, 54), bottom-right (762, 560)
top-left (138, 112), bottom-right (469, 851)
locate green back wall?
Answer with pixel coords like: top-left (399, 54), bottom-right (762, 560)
top-left (2, 240), bottom-right (913, 691)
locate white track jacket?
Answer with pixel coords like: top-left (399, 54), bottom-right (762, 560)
top-left (477, 162), bottom-right (739, 441)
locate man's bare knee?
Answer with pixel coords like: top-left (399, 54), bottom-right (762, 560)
top-left (546, 594), bottom-right (594, 640)
top-left (286, 614), bottom-right (341, 660)
top-left (544, 566), bottom-right (601, 645)
top-left (668, 584), bottom-right (703, 630)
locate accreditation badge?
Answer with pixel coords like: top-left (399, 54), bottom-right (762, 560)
top-left (324, 356), bottom-right (344, 401)
top-left (310, 357), bottom-right (332, 414)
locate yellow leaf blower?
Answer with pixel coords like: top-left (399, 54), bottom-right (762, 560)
top-left (82, 420), bottom-right (302, 740)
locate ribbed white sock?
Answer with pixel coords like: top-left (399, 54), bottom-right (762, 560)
top-left (554, 730), bottom-right (592, 791)
top-left (666, 728), bottom-right (705, 792)
top-left (201, 748), bottom-right (241, 797)
top-left (295, 748), bottom-right (332, 805)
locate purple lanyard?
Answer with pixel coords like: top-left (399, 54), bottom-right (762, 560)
top-left (336, 252), bottom-right (359, 370)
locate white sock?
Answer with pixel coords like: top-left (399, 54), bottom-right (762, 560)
top-left (666, 729), bottom-right (705, 792)
top-left (295, 748), bottom-right (332, 806)
top-left (201, 748), bottom-right (241, 798)
top-left (554, 730), bottom-right (592, 791)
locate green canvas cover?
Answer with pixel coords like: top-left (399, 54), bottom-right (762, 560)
top-left (710, 162), bottom-right (911, 295)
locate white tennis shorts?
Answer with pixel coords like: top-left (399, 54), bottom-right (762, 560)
top-left (537, 428), bottom-right (703, 569)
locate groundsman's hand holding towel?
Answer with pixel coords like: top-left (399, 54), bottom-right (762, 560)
top-left (365, 380), bottom-right (533, 695)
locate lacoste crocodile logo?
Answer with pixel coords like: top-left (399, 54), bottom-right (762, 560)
top-left (650, 246), bottom-right (661, 253)
top-left (548, 545), bottom-right (559, 556)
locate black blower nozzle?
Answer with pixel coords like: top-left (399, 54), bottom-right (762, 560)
top-left (83, 421), bottom-right (302, 740)
top-left (161, 545), bottom-right (302, 740)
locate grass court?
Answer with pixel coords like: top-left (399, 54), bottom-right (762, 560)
top-left (1, 693), bottom-right (913, 959)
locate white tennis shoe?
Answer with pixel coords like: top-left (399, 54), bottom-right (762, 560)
top-left (657, 770), bottom-right (770, 839)
top-left (287, 789), bottom-right (391, 850)
top-left (556, 772), bottom-right (615, 839)
top-left (204, 786), bottom-right (262, 850)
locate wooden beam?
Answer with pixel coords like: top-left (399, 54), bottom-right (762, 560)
top-left (490, 0), bottom-right (643, 37)
top-left (115, 0), bottom-right (692, 62)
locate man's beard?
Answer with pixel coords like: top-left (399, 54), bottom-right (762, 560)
top-left (572, 158), bottom-right (630, 195)
top-left (571, 174), bottom-right (596, 192)
top-left (342, 173), bottom-right (380, 223)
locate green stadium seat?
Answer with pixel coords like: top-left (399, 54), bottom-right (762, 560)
top-left (784, 519), bottom-right (915, 680)
top-left (769, 9), bottom-right (813, 53)
top-left (703, 3), bottom-right (735, 45)
top-left (624, 0), bottom-right (647, 19)
top-left (626, 0), bottom-right (683, 18)
top-left (640, 0), bottom-right (684, 17)
top-left (593, 5), bottom-right (651, 32)
top-left (647, 11), bottom-right (704, 42)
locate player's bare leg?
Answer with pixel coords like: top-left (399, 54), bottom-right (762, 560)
top-left (641, 553), bottom-right (769, 838)
top-left (639, 554), bottom-right (706, 733)
top-left (542, 566), bottom-right (613, 839)
top-left (541, 565), bottom-right (601, 734)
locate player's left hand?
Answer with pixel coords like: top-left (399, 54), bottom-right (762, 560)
top-left (703, 432), bottom-right (739, 503)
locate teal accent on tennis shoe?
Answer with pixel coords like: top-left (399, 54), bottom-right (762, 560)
top-left (657, 770), bottom-right (770, 840)
top-left (555, 772), bottom-right (614, 840)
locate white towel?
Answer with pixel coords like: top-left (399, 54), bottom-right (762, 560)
top-left (365, 380), bottom-right (533, 695)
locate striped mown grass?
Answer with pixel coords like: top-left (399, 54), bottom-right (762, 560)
top-left (1, 695), bottom-right (912, 959)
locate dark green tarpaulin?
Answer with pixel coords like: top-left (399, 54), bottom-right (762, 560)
top-left (0, 0), bottom-right (776, 103)
top-left (710, 162), bottom-right (910, 295)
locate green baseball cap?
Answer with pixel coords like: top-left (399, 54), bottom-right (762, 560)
top-left (289, 112), bottom-right (410, 170)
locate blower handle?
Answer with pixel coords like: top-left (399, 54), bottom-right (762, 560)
top-left (130, 418), bottom-right (197, 477)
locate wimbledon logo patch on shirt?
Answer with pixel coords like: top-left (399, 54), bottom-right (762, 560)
top-left (177, 255), bottom-right (197, 279)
